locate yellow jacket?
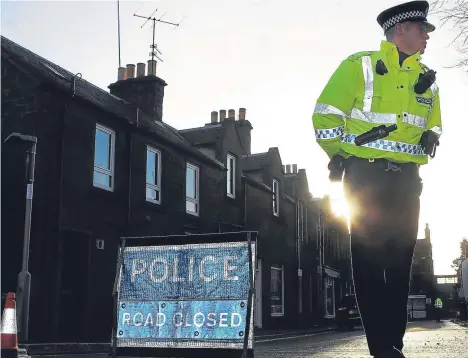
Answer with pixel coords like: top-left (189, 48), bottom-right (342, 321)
top-left (312, 41), bottom-right (442, 165)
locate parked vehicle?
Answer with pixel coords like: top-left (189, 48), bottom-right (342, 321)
top-left (337, 294), bottom-right (361, 330)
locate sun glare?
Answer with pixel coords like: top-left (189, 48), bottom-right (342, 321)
top-left (329, 181), bottom-right (350, 220)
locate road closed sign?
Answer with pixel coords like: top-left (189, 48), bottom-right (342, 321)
top-left (111, 232), bottom-right (256, 358)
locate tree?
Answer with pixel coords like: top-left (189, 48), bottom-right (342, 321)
top-left (451, 237), bottom-right (468, 272)
top-left (431, 0), bottom-right (468, 69)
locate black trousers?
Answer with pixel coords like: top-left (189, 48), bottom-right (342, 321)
top-left (343, 157), bottom-right (422, 357)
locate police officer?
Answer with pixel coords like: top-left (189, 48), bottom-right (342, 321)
top-left (312, 1), bottom-right (442, 357)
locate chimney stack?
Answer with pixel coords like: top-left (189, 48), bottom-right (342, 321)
top-left (220, 110), bottom-right (226, 121)
top-left (148, 60), bottom-right (157, 75)
top-left (109, 61), bottom-right (167, 122)
top-left (211, 111), bottom-right (218, 123)
top-left (239, 108), bottom-right (246, 120)
top-left (228, 109), bottom-right (235, 119)
top-left (286, 164), bottom-right (291, 173)
top-left (118, 67), bottom-right (127, 81)
top-left (126, 64), bottom-right (136, 79)
top-left (137, 62), bottom-right (146, 77)
top-left (292, 164), bottom-right (298, 173)
top-left (425, 223), bottom-right (431, 241)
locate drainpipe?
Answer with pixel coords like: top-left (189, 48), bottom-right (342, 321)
top-left (243, 177), bottom-right (248, 228)
top-left (51, 97), bottom-right (68, 340)
top-left (318, 210), bottom-right (324, 324)
top-left (52, 72), bottom-right (80, 339)
top-left (126, 109), bottom-right (137, 235)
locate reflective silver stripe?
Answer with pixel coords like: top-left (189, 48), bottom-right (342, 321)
top-left (429, 126), bottom-right (442, 136)
top-left (314, 103), bottom-right (347, 118)
top-left (341, 133), bottom-right (425, 156)
top-left (349, 108), bottom-right (397, 124)
top-left (315, 126), bottom-right (344, 140)
top-left (430, 82), bottom-right (438, 112)
top-left (431, 82), bottom-right (439, 98)
top-left (362, 56), bottom-right (374, 112)
top-left (402, 112), bottom-right (427, 128)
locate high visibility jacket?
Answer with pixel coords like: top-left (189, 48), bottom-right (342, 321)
top-left (435, 298), bottom-right (443, 308)
top-left (312, 41), bottom-right (442, 165)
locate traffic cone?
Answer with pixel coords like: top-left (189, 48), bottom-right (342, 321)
top-left (1, 292), bottom-right (18, 358)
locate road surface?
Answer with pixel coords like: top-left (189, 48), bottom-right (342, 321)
top-left (28, 320), bottom-right (468, 357)
top-left (254, 320), bottom-right (467, 357)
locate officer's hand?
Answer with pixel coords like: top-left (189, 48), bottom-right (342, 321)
top-left (328, 155), bottom-right (344, 182)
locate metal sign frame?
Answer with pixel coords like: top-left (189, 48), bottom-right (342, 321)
top-left (111, 231), bottom-right (257, 358)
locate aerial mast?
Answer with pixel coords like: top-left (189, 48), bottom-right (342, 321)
top-left (133, 7), bottom-right (180, 65)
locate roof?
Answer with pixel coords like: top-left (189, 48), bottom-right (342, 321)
top-left (242, 152), bottom-right (269, 171)
top-left (179, 123), bottom-right (222, 145)
top-left (1, 35), bottom-right (224, 169)
top-left (242, 173), bottom-right (272, 193)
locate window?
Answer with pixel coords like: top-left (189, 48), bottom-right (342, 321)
top-left (146, 146), bottom-right (161, 204)
top-left (186, 163), bottom-right (199, 216)
top-left (270, 265), bottom-right (284, 316)
top-left (93, 124), bottom-right (115, 191)
top-left (272, 179), bottom-right (279, 216)
top-left (227, 153), bottom-right (235, 198)
top-left (437, 277), bottom-right (458, 284)
top-left (324, 277), bottom-right (335, 318)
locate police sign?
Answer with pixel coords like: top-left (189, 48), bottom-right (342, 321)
top-left (112, 232), bottom-right (256, 358)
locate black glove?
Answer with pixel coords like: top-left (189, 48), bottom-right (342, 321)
top-left (328, 155), bottom-right (345, 181)
top-left (420, 130), bottom-right (440, 158)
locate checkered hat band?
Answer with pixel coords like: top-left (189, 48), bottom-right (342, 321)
top-left (383, 10), bottom-right (426, 31)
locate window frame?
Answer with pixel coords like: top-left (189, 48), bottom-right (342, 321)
top-left (272, 178), bottom-right (280, 216)
top-left (227, 153), bottom-right (236, 198)
top-left (145, 146), bottom-right (162, 204)
top-left (186, 162), bottom-right (200, 216)
top-left (270, 264), bottom-right (285, 317)
top-left (93, 123), bottom-right (115, 192)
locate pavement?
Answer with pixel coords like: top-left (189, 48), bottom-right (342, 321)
top-left (25, 320), bottom-right (468, 357)
top-left (254, 320), bottom-right (468, 357)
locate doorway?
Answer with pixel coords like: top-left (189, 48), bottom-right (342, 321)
top-left (57, 230), bottom-right (91, 341)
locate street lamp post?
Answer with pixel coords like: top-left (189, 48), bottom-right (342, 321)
top-left (4, 132), bottom-right (38, 342)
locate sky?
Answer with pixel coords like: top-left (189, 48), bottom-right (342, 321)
top-left (2, 0), bottom-right (467, 275)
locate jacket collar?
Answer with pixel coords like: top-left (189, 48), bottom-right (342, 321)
top-left (380, 40), bottom-right (422, 69)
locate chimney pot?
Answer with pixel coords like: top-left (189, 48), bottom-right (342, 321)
top-left (220, 110), bottom-right (226, 121)
top-left (211, 111), bottom-right (218, 124)
top-left (293, 164), bottom-right (298, 173)
top-left (137, 62), bottom-right (146, 77)
top-left (239, 108), bottom-right (246, 120)
top-left (118, 67), bottom-right (127, 81)
top-left (147, 60), bottom-right (157, 76)
top-left (126, 64), bottom-right (136, 79)
top-left (286, 164), bottom-right (291, 173)
top-left (228, 109), bottom-right (235, 119)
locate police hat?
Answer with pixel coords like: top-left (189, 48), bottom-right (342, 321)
top-left (377, 1), bottom-right (436, 33)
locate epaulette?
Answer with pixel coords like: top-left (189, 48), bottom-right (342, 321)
top-left (347, 51), bottom-right (375, 62)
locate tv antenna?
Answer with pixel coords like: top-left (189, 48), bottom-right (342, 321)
top-left (133, 7), bottom-right (181, 63)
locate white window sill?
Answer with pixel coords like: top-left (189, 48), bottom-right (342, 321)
top-left (271, 313), bottom-right (284, 317)
top-left (93, 183), bottom-right (114, 192)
